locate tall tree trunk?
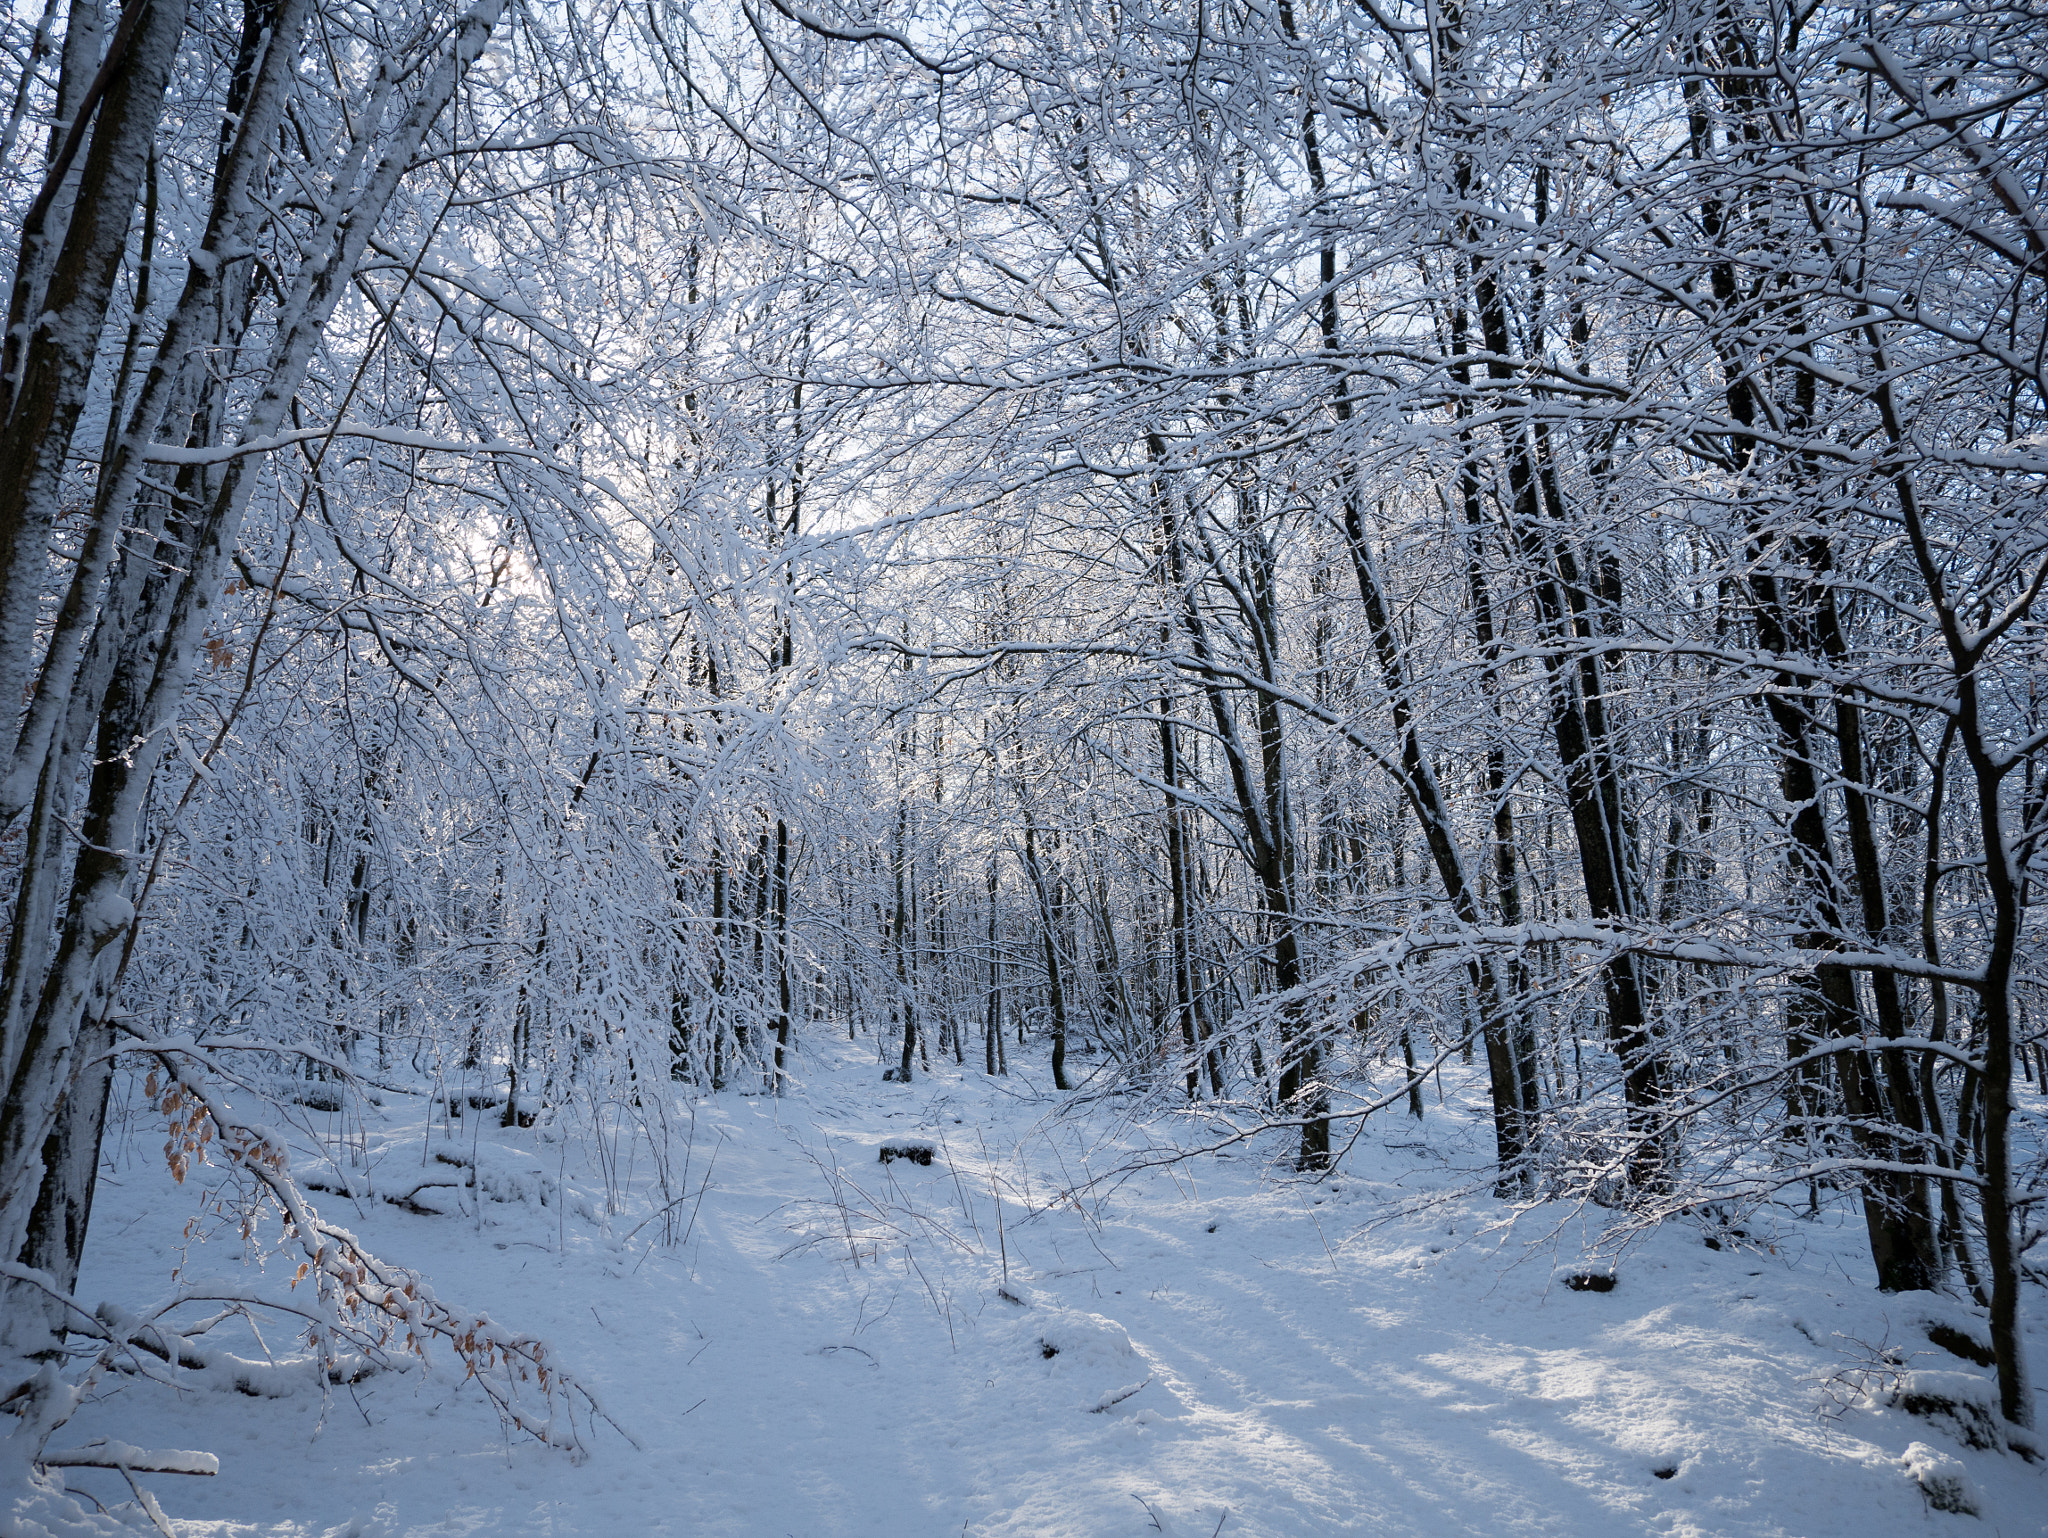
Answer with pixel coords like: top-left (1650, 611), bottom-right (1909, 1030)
top-left (1019, 799), bottom-right (1069, 1091)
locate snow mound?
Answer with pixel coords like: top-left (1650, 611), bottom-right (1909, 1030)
top-left (303, 1139), bottom-right (604, 1226)
top-left (444, 1139), bottom-right (605, 1223)
top-left (1900, 1441), bottom-right (1980, 1516)
top-left (1889, 1370), bottom-right (2004, 1451)
top-left (2, 1472), bottom-right (148, 1538)
top-left (1029, 1309), bottom-right (1134, 1368)
top-left (1007, 1305), bottom-right (1153, 1418)
top-left (1891, 1292), bottom-right (1997, 1369)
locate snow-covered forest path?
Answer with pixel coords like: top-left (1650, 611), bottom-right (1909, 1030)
top-left (64, 1039), bottom-right (2046, 1536)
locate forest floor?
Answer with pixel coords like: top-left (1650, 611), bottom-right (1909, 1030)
top-left (35, 1034), bottom-right (2048, 1537)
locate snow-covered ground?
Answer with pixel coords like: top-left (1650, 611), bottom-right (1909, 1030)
top-left (31, 1036), bottom-right (2048, 1536)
